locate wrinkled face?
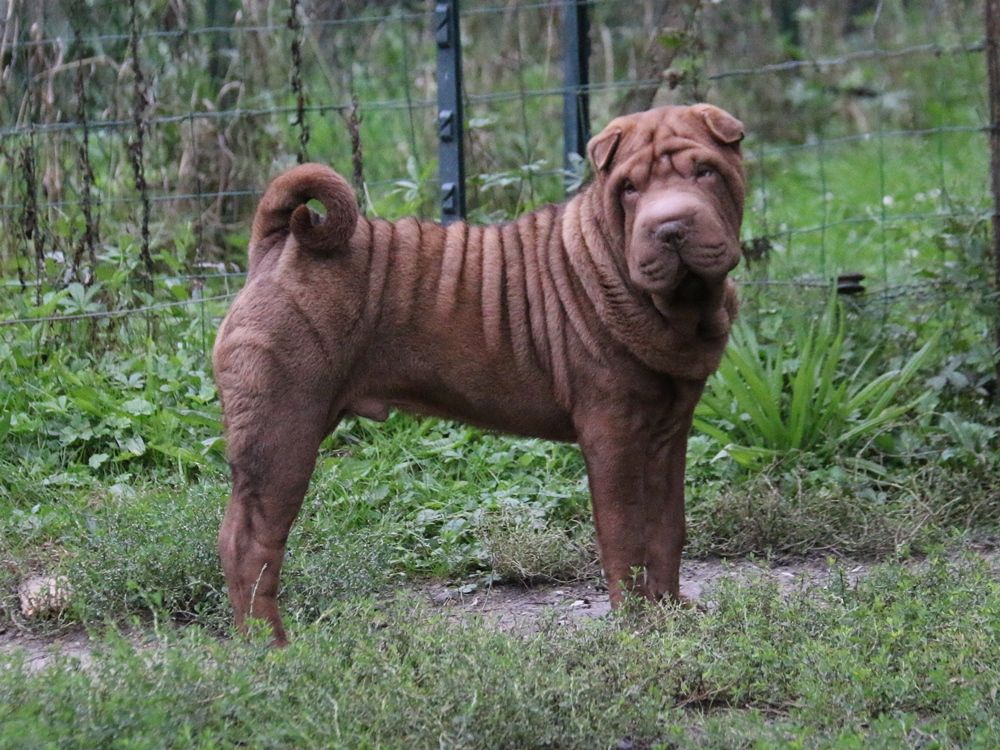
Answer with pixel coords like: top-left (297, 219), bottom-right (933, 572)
top-left (587, 104), bottom-right (746, 300)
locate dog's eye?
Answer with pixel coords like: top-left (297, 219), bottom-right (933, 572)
top-left (695, 164), bottom-right (717, 179)
top-left (622, 180), bottom-right (638, 196)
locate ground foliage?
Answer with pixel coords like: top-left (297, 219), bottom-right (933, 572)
top-left (1, 554), bottom-right (997, 749)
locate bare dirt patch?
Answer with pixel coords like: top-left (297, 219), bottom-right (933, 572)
top-left (0, 628), bottom-right (96, 674)
top-left (422, 555), bottom-right (875, 632)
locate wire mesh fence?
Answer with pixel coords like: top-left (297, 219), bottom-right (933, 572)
top-left (0, 0), bottom-right (993, 342)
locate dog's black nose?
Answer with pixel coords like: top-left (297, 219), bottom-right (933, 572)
top-left (653, 219), bottom-right (688, 248)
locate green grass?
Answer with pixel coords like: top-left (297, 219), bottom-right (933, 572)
top-left (3, 431), bottom-right (997, 633)
top-left (2, 553), bottom-right (997, 749)
top-left (0, 4), bottom-right (997, 745)
top-left (741, 129), bottom-right (990, 283)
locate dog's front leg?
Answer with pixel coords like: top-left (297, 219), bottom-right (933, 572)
top-left (576, 398), bottom-right (696, 605)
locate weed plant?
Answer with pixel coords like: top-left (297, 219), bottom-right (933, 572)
top-left (695, 293), bottom-right (938, 471)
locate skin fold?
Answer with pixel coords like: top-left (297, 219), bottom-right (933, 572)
top-left (213, 104), bottom-right (745, 644)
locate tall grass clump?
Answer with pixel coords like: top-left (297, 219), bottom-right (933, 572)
top-left (695, 293), bottom-right (937, 472)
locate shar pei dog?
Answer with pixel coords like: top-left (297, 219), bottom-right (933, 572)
top-left (213, 104), bottom-right (745, 643)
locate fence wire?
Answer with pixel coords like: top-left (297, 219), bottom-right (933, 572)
top-left (0, 0), bottom-right (992, 332)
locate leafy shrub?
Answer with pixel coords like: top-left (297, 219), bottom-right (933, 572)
top-left (695, 294), bottom-right (937, 471)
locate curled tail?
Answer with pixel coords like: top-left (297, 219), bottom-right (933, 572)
top-left (251, 163), bottom-right (359, 258)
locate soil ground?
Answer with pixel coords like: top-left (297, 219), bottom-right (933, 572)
top-left (0, 554), bottom-right (886, 672)
top-left (422, 555), bottom-right (876, 632)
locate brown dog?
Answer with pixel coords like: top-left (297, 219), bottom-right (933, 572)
top-left (213, 104), bottom-right (745, 643)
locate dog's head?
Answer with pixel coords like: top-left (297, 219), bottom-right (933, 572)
top-left (586, 104), bottom-right (745, 300)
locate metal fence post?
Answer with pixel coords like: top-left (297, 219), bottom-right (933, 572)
top-left (562, 0), bottom-right (590, 192)
top-left (435, 0), bottom-right (466, 224)
top-left (987, 0), bottom-right (1000, 397)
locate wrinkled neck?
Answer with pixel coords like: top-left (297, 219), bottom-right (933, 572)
top-left (562, 188), bottom-right (733, 379)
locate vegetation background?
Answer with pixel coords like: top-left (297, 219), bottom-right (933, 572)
top-left (0, 0), bottom-right (997, 747)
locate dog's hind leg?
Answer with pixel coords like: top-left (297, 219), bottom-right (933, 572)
top-left (217, 396), bottom-right (329, 645)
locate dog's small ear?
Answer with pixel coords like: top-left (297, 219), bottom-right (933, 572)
top-left (695, 104), bottom-right (744, 146)
top-left (587, 127), bottom-right (623, 173)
